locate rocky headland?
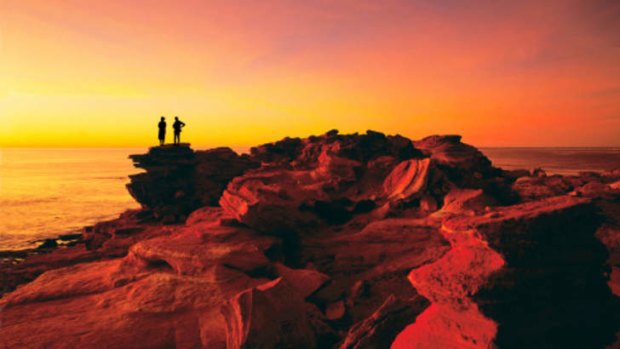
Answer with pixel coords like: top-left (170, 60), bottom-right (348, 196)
top-left (1, 130), bottom-right (619, 348)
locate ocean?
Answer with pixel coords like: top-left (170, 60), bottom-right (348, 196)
top-left (1, 147), bottom-right (619, 250)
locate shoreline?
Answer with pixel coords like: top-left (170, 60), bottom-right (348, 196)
top-left (1, 132), bottom-right (619, 348)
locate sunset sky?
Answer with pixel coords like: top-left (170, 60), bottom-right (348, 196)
top-left (1, 0), bottom-right (619, 147)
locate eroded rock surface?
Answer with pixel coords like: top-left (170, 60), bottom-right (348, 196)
top-left (127, 144), bottom-right (258, 222)
top-left (2, 130), bottom-right (619, 349)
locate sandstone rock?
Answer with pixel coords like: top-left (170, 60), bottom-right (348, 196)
top-left (251, 136), bottom-right (304, 164)
top-left (412, 135), bottom-right (513, 204)
top-left (0, 220), bottom-right (281, 349)
top-left (221, 278), bottom-right (317, 349)
top-left (325, 300), bottom-right (346, 320)
top-left (341, 295), bottom-right (429, 349)
top-left (220, 130), bottom-right (430, 232)
top-left (220, 169), bottom-right (324, 232)
top-left (413, 135), bottom-right (497, 178)
top-left (434, 188), bottom-right (493, 217)
top-left (302, 218), bottom-right (450, 328)
top-left (194, 147), bottom-right (260, 206)
top-left (572, 180), bottom-right (619, 199)
top-left (274, 263), bottom-right (330, 298)
top-left (185, 206), bottom-right (238, 226)
top-left (399, 196), bottom-right (620, 348)
top-left (512, 174), bottom-right (573, 201)
top-left (127, 145), bottom-right (257, 222)
top-left (383, 158), bottom-right (432, 200)
top-left (304, 218), bottom-right (450, 280)
top-left (4, 130), bottom-right (620, 349)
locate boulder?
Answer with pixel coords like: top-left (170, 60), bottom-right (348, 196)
top-left (413, 135), bottom-right (497, 179)
top-left (412, 135), bottom-right (513, 203)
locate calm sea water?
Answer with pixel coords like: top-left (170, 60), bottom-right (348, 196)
top-left (0, 148), bottom-right (141, 250)
top-left (1, 147), bottom-right (619, 250)
top-left (481, 148), bottom-right (620, 176)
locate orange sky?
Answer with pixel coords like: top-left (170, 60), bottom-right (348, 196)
top-left (1, 0), bottom-right (619, 147)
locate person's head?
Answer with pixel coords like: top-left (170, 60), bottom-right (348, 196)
top-left (160, 116), bottom-right (165, 121)
top-left (175, 116), bottom-right (179, 120)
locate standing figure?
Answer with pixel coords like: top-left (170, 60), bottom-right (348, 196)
top-left (173, 116), bottom-right (186, 145)
top-left (158, 116), bottom-right (166, 146)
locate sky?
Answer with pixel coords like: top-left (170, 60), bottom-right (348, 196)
top-left (1, 0), bottom-right (619, 147)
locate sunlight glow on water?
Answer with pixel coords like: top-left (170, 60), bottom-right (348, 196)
top-left (0, 148), bottom-right (142, 250)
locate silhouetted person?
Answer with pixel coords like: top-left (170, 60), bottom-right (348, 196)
top-left (158, 116), bottom-right (166, 146)
top-left (173, 116), bottom-right (186, 145)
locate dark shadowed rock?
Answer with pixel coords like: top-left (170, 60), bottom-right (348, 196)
top-left (37, 239), bottom-right (58, 249)
top-left (127, 144), bottom-right (257, 222)
top-left (340, 295), bottom-right (429, 349)
top-left (400, 195), bottom-right (620, 349)
top-left (194, 147), bottom-right (260, 206)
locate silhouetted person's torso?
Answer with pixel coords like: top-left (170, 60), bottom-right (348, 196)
top-left (173, 120), bottom-right (185, 133)
top-left (158, 121), bottom-right (166, 138)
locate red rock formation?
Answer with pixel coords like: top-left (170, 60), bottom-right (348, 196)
top-left (221, 278), bottom-right (317, 349)
top-left (127, 145), bottom-right (258, 222)
top-left (395, 196), bottom-right (620, 348)
top-left (340, 294), bottom-right (429, 349)
top-left (2, 130), bottom-right (619, 349)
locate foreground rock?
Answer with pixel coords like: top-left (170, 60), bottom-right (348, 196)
top-left (1, 130), bottom-right (619, 348)
top-left (396, 196), bottom-right (620, 348)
